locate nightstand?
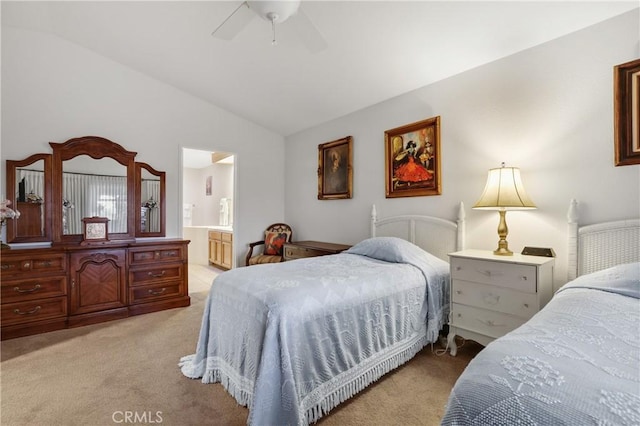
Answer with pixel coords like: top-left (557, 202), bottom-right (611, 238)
top-left (283, 241), bottom-right (351, 261)
top-left (447, 249), bottom-right (554, 356)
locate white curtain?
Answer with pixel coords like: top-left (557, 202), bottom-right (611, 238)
top-left (63, 172), bottom-right (127, 234)
top-left (16, 169), bottom-right (45, 229)
top-left (16, 169), bottom-right (45, 202)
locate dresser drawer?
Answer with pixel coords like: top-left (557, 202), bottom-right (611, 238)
top-left (450, 257), bottom-right (536, 292)
top-left (129, 264), bottom-right (183, 286)
top-left (1, 253), bottom-right (67, 277)
top-left (1, 276), bottom-right (67, 304)
top-left (1, 297), bottom-right (68, 326)
top-left (451, 303), bottom-right (526, 340)
top-left (452, 280), bottom-right (538, 319)
top-left (128, 245), bottom-right (185, 265)
top-left (129, 282), bottom-right (184, 304)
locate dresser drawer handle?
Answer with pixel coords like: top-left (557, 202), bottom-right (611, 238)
top-left (13, 306), bottom-right (41, 315)
top-left (147, 270), bottom-right (166, 278)
top-left (167, 251), bottom-right (177, 256)
top-left (520, 276), bottom-right (528, 281)
top-left (1, 264), bottom-right (15, 270)
top-left (455, 266), bottom-right (462, 271)
top-left (456, 290), bottom-right (462, 295)
top-left (148, 288), bottom-right (167, 295)
top-left (14, 284), bottom-right (41, 293)
top-left (478, 270), bottom-right (493, 277)
top-left (35, 261), bottom-right (52, 267)
top-left (523, 303), bottom-right (530, 308)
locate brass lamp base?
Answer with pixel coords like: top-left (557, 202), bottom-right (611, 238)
top-left (493, 210), bottom-right (513, 256)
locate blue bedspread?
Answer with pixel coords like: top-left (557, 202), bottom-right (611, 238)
top-left (180, 237), bottom-right (449, 425)
top-left (442, 262), bottom-right (640, 425)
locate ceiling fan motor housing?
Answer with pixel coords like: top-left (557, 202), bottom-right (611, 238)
top-left (247, 0), bottom-right (301, 23)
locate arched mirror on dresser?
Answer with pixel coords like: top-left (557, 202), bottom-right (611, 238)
top-left (135, 162), bottom-right (166, 237)
top-left (5, 153), bottom-right (52, 243)
top-left (1, 136), bottom-right (189, 341)
top-left (50, 136), bottom-right (137, 244)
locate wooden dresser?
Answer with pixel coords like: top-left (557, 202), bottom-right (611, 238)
top-left (0, 239), bottom-right (190, 340)
top-left (283, 240), bottom-right (351, 261)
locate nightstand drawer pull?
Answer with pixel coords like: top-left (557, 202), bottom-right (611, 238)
top-left (523, 303), bottom-right (529, 308)
top-left (521, 276), bottom-right (528, 281)
top-left (14, 284), bottom-right (41, 293)
top-left (148, 288), bottom-right (167, 295)
top-left (477, 318), bottom-right (504, 327)
top-left (483, 294), bottom-right (500, 305)
top-left (478, 269), bottom-right (500, 277)
top-left (147, 270), bottom-right (166, 278)
top-left (13, 305), bottom-right (41, 315)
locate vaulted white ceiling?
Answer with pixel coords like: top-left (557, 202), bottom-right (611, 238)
top-left (3, 1), bottom-right (637, 137)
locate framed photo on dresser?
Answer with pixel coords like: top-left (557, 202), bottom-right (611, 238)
top-left (81, 216), bottom-right (109, 244)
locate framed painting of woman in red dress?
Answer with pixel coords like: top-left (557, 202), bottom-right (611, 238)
top-left (385, 116), bottom-right (441, 198)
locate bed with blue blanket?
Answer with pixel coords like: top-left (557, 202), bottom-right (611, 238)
top-left (180, 206), bottom-right (465, 425)
top-left (442, 206), bottom-right (640, 425)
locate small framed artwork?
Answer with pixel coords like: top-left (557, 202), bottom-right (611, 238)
top-left (385, 116), bottom-right (441, 198)
top-left (205, 176), bottom-right (212, 196)
top-left (81, 216), bottom-right (109, 244)
top-left (614, 58), bottom-right (640, 166)
top-left (318, 136), bottom-right (353, 200)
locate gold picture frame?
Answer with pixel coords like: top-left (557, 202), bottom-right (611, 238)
top-left (318, 136), bottom-right (353, 200)
top-left (385, 116), bottom-right (441, 198)
top-left (614, 58), bottom-right (640, 166)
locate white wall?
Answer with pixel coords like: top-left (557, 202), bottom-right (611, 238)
top-left (183, 162), bottom-right (233, 227)
top-left (284, 10), bottom-right (640, 287)
top-left (1, 26), bottom-right (285, 268)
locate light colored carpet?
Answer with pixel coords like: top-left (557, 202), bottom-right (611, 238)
top-left (1, 264), bottom-right (482, 426)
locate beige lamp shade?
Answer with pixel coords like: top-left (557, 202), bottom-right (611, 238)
top-left (473, 164), bottom-right (536, 210)
top-left (473, 163), bottom-right (535, 255)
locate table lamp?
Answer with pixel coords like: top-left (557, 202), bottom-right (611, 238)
top-left (473, 163), bottom-right (536, 255)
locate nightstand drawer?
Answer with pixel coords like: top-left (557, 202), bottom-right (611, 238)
top-left (284, 246), bottom-right (327, 260)
top-left (451, 257), bottom-right (536, 292)
top-left (452, 280), bottom-right (538, 319)
top-left (451, 303), bottom-right (526, 339)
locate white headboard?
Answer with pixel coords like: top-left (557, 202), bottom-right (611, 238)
top-left (567, 199), bottom-right (640, 280)
top-left (370, 202), bottom-right (465, 262)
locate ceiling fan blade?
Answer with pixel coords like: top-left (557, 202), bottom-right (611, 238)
top-left (289, 7), bottom-right (327, 54)
top-left (212, 1), bottom-right (255, 40)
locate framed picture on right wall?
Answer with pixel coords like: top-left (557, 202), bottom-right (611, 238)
top-left (614, 58), bottom-right (640, 166)
top-left (384, 116), bottom-right (441, 198)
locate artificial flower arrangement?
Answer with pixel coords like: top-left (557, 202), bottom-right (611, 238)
top-left (0, 199), bottom-right (20, 224)
top-left (143, 197), bottom-right (158, 209)
top-left (1, 199), bottom-right (20, 249)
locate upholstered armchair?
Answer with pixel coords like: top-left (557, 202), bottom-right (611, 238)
top-left (245, 223), bottom-right (293, 266)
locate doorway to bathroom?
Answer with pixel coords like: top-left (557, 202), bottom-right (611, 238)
top-left (182, 147), bottom-right (235, 268)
